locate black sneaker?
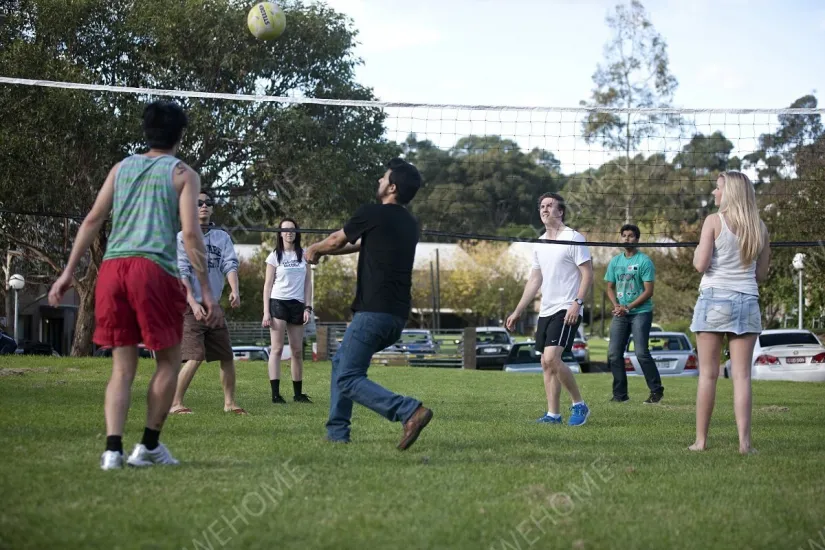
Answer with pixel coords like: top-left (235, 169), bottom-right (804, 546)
top-left (294, 394), bottom-right (313, 403)
top-left (611, 395), bottom-right (629, 402)
top-left (272, 395), bottom-right (287, 404)
top-left (643, 392), bottom-right (663, 404)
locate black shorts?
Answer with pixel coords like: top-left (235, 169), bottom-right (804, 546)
top-left (270, 298), bottom-right (305, 325)
top-left (535, 310), bottom-right (581, 352)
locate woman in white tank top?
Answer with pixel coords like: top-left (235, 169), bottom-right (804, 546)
top-left (689, 171), bottom-right (771, 455)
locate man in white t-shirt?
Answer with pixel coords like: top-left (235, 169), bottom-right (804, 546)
top-left (506, 192), bottom-right (593, 426)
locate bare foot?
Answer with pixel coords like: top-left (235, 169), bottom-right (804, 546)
top-left (169, 406), bottom-right (193, 415)
top-left (740, 447), bottom-right (758, 456)
top-left (688, 442), bottom-right (706, 451)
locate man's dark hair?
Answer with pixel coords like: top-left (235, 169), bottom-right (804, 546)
top-left (199, 189), bottom-right (214, 203)
top-left (537, 192), bottom-right (566, 223)
top-left (142, 100), bottom-right (188, 150)
top-left (387, 158), bottom-right (422, 205)
top-left (620, 224), bottom-right (641, 240)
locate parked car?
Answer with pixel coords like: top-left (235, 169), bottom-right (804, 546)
top-left (14, 340), bottom-right (61, 357)
top-left (231, 345), bottom-right (292, 362)
top-left (722, 329), bottom-right (825, 382)
top-left (504, 340), bottom-right (580, 373)
top-left (458, 326), bottom-right (514, 370)
top-left (377, 329), bottom-right (439, 357)
top-left (624, 331), bottom-right (698, 377)
top-left (94, 344), bottom-right (153, 359)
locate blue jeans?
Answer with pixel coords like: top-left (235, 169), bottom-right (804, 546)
top-left (326, 312), bottom-right (422, 442)
top-left (607, 311), bottom-right (664, 398)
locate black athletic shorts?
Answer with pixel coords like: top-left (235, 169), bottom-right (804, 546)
top-left (270, 298), bottom-right (306, 325)
top-left (535, 309), bottom-right (581, 352)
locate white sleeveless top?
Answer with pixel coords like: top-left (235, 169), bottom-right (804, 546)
top-left (699, 213), bottom-right (759, 296)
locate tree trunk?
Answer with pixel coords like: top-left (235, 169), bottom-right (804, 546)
top-left (71, 283), bottom-right (96, 356)
top-left (70, 233), bottom-right (106, 357)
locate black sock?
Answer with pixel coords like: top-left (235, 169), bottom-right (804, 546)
top-left (293, 380), bottom-right (302, 397)
top-left (141, 427), bottom-right (160, 451)
top-left (271, 379), bottom-right (280, 399)
top-left (106, 435), bottom-right (123, 454)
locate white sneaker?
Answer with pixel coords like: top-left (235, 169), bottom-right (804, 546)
top-left (100, 450), bottom-right (124, 470)
top-left (126, 443), bottom-right (180, 467)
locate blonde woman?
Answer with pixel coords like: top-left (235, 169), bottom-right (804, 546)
top-left (689, 171), bottom-right (770, 455)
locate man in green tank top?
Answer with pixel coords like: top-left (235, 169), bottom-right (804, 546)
top-left (48, 101), bottom-right (223, 470)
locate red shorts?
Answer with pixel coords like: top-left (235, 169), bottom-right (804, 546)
top-left (93, 257), bottom-right (187, 351)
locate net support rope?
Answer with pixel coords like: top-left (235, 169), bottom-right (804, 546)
top-left (2, 77), bottom-right (825, 114)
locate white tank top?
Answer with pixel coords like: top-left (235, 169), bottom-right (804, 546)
top-left (699, 214), bottom-right (759, 295)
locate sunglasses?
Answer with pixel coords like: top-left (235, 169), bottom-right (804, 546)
top-left (198, 200), bottom-right (214, 207)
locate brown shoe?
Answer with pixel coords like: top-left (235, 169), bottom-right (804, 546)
top-left (398, 406), bottom-right (433, 451)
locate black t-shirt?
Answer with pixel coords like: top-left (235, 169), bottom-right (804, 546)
top-left (343, 203), bottom-right (419, 319)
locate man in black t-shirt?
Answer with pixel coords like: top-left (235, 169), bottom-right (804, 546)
top-left (306, 158), bottom-right (433, 450)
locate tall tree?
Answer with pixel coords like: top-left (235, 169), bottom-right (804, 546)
top-left (0, 0), bottom-right (395, 355)
top-left (404, 134), bottom-right (563, 235)
top-left (579, 0), bottom-right (679, 225)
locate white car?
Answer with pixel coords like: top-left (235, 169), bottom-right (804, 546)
top-left (723, 329), bottom-right (825, 382)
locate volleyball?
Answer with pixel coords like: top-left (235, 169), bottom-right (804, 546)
top-left (247, 2), bottom-right (286, 41)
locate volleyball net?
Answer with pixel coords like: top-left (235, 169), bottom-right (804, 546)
top-left (0, 76), bottom-right (824, 253)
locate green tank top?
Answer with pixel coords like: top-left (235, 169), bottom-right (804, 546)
top-left (103, 154), bottom-right (181, 276)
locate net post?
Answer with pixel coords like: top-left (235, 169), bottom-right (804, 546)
top-left (462, 327), bottom-right (476, 370)
top-left (316, 325), bottom-right (329, 361)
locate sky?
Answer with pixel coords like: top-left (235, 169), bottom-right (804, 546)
top-left (316, 0), bottom-right (825, 173)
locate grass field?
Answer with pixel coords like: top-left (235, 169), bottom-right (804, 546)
top-left (1, 356), bottom-right (824, 550)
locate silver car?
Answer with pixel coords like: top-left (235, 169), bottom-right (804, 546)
top-left (623, 331), bottom-right (698, 377)
top-left (504, 340), bottom-right (581, 374)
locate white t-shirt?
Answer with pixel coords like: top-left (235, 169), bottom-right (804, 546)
top-left (266, 250), bottom-right (307, 302)
top-left (532, 227), bottom-right (591, 318)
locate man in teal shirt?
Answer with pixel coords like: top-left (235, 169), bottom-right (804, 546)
top-left (605, 224), bottom-right (664, 403)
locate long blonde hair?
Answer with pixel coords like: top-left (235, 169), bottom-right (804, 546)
top-left (717, 171), bottom-right (765, 266)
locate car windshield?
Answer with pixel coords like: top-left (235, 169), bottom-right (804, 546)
top-left (628, 335), bottom-right (690, 352)
top-left (400, 332), bottom-right (431, 344)
top-left (759, 332), bottom-right (820, 347)
top-left (477, 332), bottom-right (510, 345)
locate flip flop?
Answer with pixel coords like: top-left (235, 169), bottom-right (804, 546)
top-left (170, 407), bottom-right (193, 415)
top-left (224, 407), bottom-right (248, 415)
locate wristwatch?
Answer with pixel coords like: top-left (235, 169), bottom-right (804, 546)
top-left (574, 299), bottom-right (583, 306)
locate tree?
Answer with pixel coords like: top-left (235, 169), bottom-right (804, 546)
top-left (744, 95), bottom-right (825, 326)
top-left (579, 0), bottom-right (679, 225)
top-left (403, 134), bottom-right (563, 235)
top-left (0, 0), bottom-right (394, 355)
top-left (222, 252), bottom-right (268, 323)
top-left (312, 255), bottom-right (356, 322)
top-left (439, 241), bottom-right (526, 325)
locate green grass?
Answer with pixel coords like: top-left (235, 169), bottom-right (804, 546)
top-left (1, 357), bottom-right (824, 550)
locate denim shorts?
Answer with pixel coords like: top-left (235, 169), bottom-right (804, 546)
top-left (690, 287), bottom-right (762, 335)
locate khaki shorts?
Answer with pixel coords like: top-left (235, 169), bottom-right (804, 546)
top-left (181, 305), bottom-right (234, 363)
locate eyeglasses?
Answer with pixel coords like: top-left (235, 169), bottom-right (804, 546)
top-left (198, 200), bottom-right (214, 207)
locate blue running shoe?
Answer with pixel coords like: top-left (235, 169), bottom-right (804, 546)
top-left (536, 413), bottom-right (563, 424)
top-left (568, 403), bottom-right (590, 426)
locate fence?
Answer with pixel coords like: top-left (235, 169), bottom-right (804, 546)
top-left (314, 325), bottom-right (494, 370)
top-left (228, 321), bottom-right (507, 370)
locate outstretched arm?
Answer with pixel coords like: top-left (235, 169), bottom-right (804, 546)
top-left (305, 230), bottom-right (353, 263)
top-left (326, 238), bottom-right (361, 256)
